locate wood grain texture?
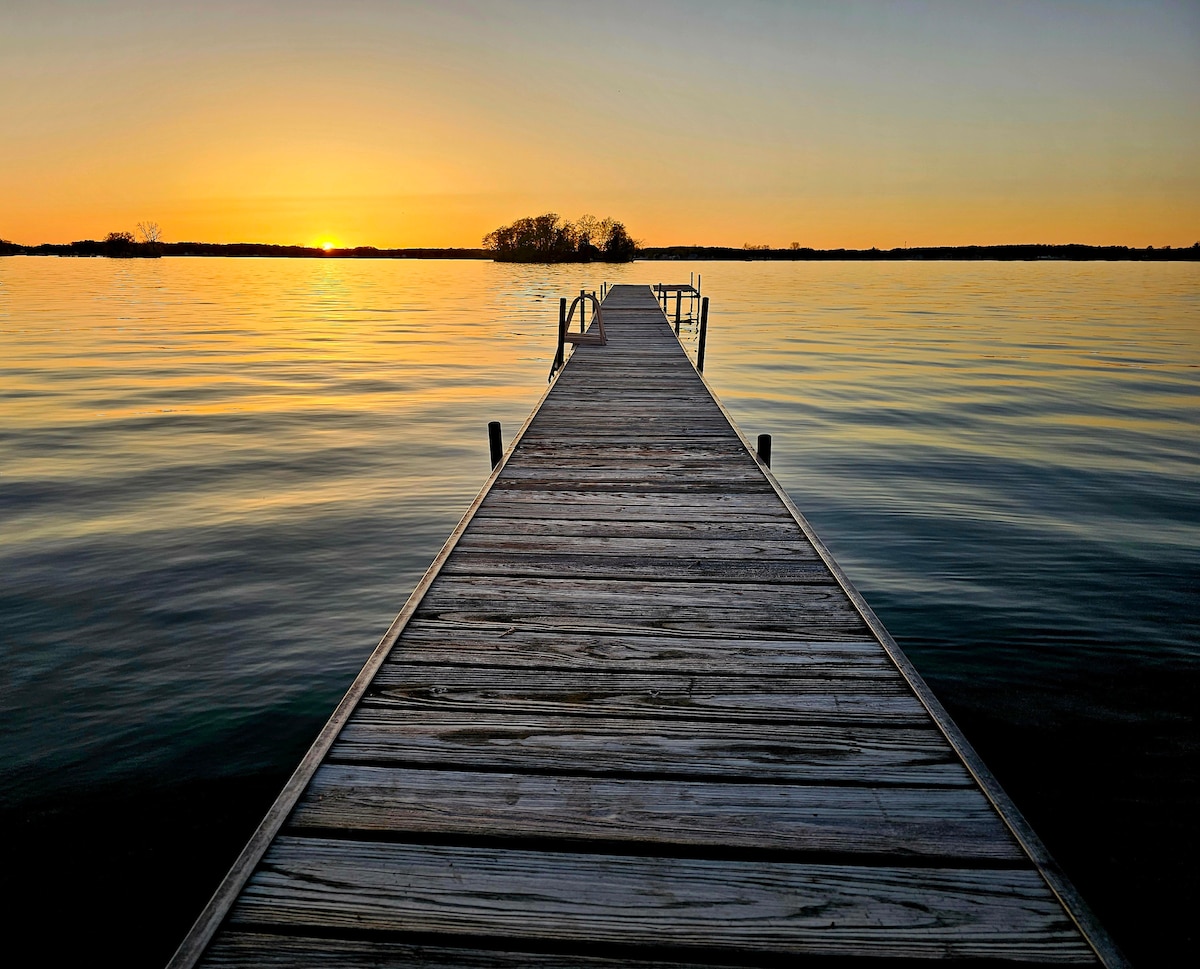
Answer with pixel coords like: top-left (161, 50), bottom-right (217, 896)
top-left (203, 932), bottom-right (739, 969)
top-left (475, 495), bottom-right (795, 521)
top-left (441, 553), bottom-right (834, 584)
top-left (452, 533), bottom-right (821, 559)
top-left (420, 575), bottom-right (850, 608)
top-left (490, 476), bottom-right (771, 493)
top-left (413, 575), bottom-right (869, 637)
top-left (230, 838), bottom-right (1096, 962)
top-left (387, 621), bottom-right (894, 672)
top-left (460, 517), bottom-right (809, 540)
top-left (330, 709), bottom-right (972, 785)
top-left (363, 665), bottom-right (929, 723)
top-left (292, 765), bottom-right (1025, 860)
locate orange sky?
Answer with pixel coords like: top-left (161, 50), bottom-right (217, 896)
top-left (3, 1), bottom-right (1197, 249)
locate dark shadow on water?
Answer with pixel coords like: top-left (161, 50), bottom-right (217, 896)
top-left (3, 715), bottom-right (321, 968)
top-left (932, 662), bottom-right (1199, 967)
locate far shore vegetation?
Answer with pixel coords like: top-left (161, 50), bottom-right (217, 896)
top-left (2, 225), bottom-right (1198, 264)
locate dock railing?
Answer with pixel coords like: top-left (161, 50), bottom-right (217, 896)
top-left (654, 272), bottom-right (702, 333)
top-left (552, 279), bottom-right (709, 378)
top-left (549, 290), bottom-right (605, 379)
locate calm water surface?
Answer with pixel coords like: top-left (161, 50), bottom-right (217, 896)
top-left (2, 258), bottom-right (1196, 965)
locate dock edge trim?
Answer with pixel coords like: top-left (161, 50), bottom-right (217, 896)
top-left (677, 297), bottom-right (1129, 969)
top-left (165, 318), bottom-right (578, 969)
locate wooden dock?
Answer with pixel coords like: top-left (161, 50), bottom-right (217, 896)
top-left (171, 285), bottom-right (1123, 968)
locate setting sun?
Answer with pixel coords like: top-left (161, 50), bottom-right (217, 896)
top-left (321, 241), bottom-right (335, 252)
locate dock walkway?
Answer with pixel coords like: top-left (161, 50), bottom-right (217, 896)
top-left (172, 285), bottom-right (1121, 967)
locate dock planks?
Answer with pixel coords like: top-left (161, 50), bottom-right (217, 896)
top-left (172, 285), bottom-right (1123, 968)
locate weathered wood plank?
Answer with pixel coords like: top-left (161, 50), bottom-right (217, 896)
top-left (520, 430), bottom-right (741, 442)
top-left (496, 463), bottom-right (765, 478)
top-left (523, 422), bottom-right (732, 431)
top-left (475, 498), bottom-right (794, 521)
top-left (531, 403), bottom-right (727, 413)
top-left (329, 709), bottom-right (971, 785)
top-left (452, 534), bottom-right (820, 559)
top-left (411, 609), bottom-right (867, 639)
top-left (424, 574), bottom-right (845, 599)
top-left (292, 765), bottom-right (1025, 861)
top-left (538, 391), bottom-right (712, 402)
top-left (460, 517), bottom-right (809, 541)
top-left (491, 476), bottom-right (771, 494)
top-left (501, 461), bottom-right (760, 476)
top-left (528, 412), bottom-right (732, 423)
top-left (415, 577), bottom-right (865, 634)
top-left (389, 621), bottom-right (894, 672)
top-left (541, 387), bottom-right (712, 398)
top-left (363, 665), bottom-right (928, 723)
top-left (512, 436), bottom-right (741, 447)
top-left (523, 417), bottom-right (735, 428)
top-left (440, 552), bottom-right (833, 584)
top-left (402, 611), bottom-right (873, 643)
top-left (511, 440), bottom-right (746, 455)
top-left (505, 456), bottom-right (756, 471)
top-left (231, 839), bottom-right (1096, 962)
top-left (203, 932), bottom-right (738, 969)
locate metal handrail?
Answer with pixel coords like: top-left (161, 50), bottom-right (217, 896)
top-left (549, 291), bottom-right (605, 380)
top-left (563, 292), bottom-right (605, 343)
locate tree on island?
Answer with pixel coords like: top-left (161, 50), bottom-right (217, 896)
top-left (137, 221), bottom-right (163, 248)
top-left (482, 213), bottom-right (637, 263)
top-left (90, 226), bottom-right (163, 257)
top-left (104, 231), bottom-right (137, 257)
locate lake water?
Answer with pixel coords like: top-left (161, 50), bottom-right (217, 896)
top-left (2, 258), bottom-right (1196, 965)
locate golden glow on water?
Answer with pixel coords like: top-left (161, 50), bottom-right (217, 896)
top-left (4, 258), bottom-right (1197, 749)
top-left (4, 256), bottom-right (1197, 578)
top-left (1, 259), bottom-right (610, 543)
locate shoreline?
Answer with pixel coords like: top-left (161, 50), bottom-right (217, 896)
top-left (2, 241), bottom-right (1198, 261)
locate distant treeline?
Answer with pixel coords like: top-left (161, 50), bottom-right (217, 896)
top-left (2, 239), bottom-right (1196, 261)
top-left (0, 239), bottom-right (488, 259)
top-left (639, 243), bottom-right (1200, 261)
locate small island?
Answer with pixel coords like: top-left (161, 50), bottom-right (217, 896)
top-left (481, 213), bottom-right (637, 262)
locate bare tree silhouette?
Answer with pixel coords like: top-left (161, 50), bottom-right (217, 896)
top-left (136, 222), bottom-right (162, 245)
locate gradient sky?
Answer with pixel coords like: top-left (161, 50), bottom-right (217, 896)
top-left (3, 0), bottom-right (1197, 248)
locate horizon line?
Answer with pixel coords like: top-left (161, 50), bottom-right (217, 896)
top-left (4, 239), bottom-right (1198, 257)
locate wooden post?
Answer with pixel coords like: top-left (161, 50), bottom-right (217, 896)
top-left (552, 296), bottom-right (567, 374)
top-left (659, 283), bottom-right (665, 309)
top-left (757, 433), bottom-right (772, 468)
top-left (675, 290), bottom-right (681, 333)
top-left (697, 296), bottom-right (709, 372)
top-left (580, 289), bottom-right (587, 331)
top-left (488, 421), bottom-right (503, 469)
